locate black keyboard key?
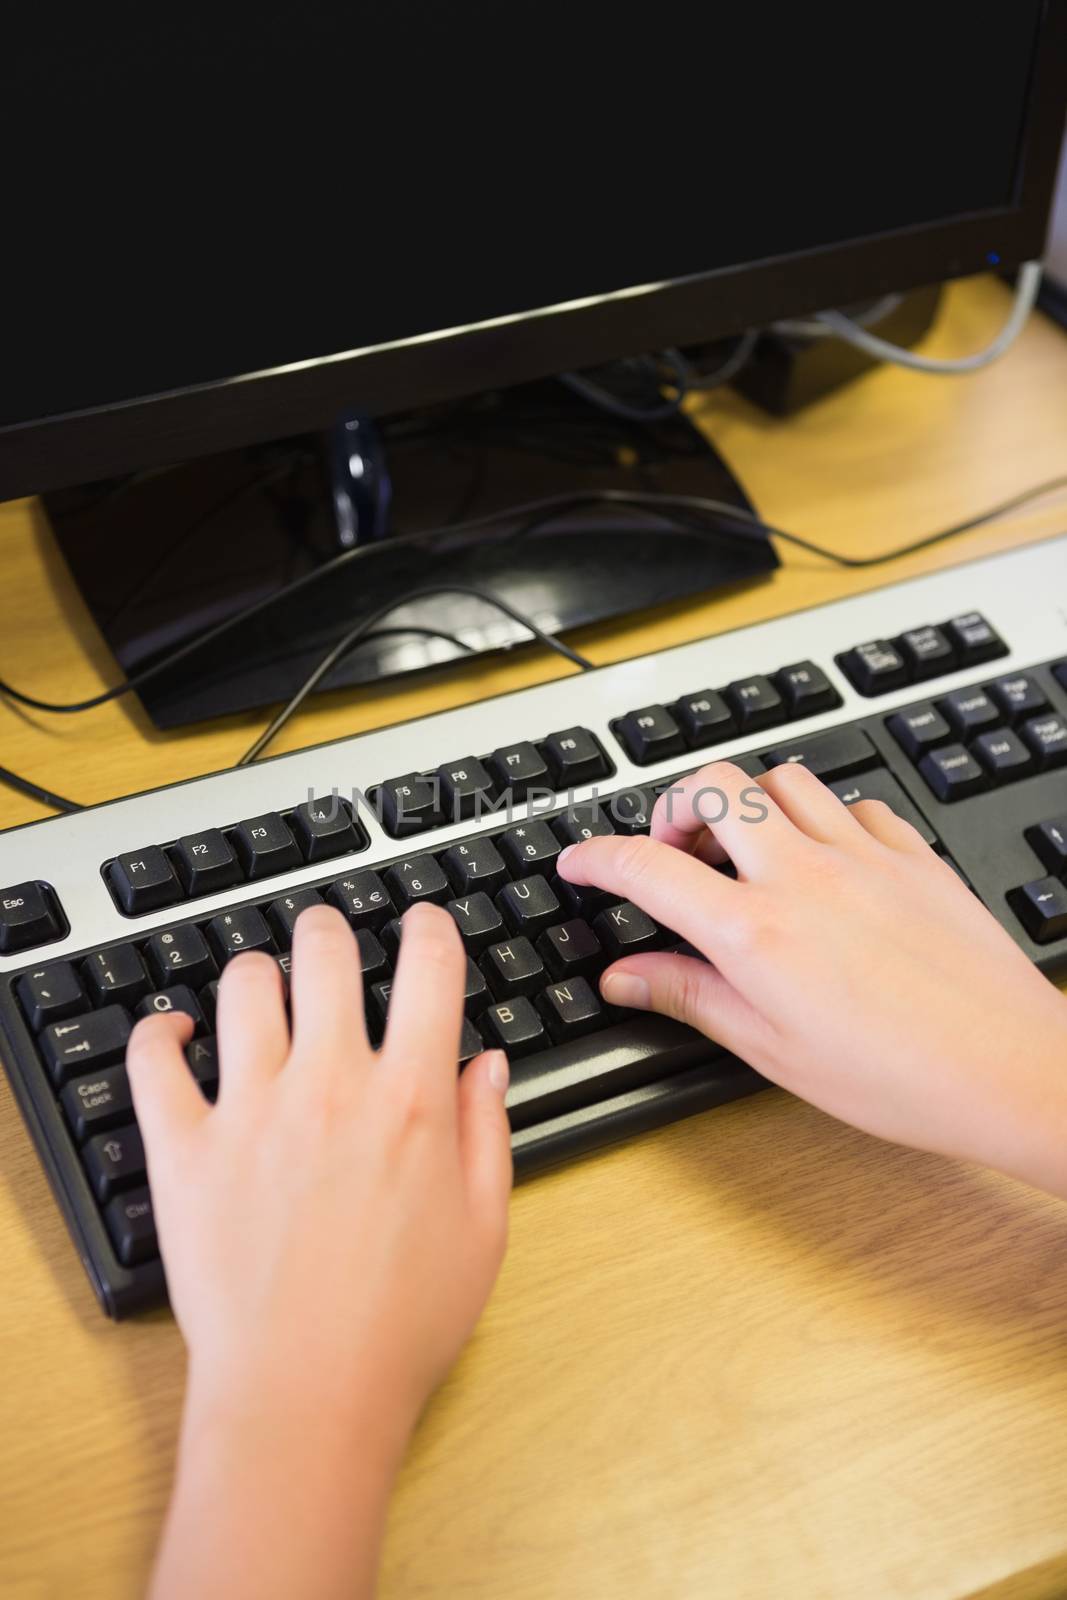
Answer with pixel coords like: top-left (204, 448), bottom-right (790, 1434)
top-left (200, 980), bottom-right (220, 1028)
top-left (441, 838), bottom-right (509, 896)
top-left (604, 786), bottom-right (657, 836)
top-left (541, 726), bottom-right (611, 787)
top-left (973, 728), bottom-right (1035, 783)
top-left (267, 888), bottom-right (324, 946)
top-left (445, 892), bottom-right (505, 954)
top-left (41, 1006), bottom-right (132, 1085)
top-left (828, 770), bottom-right (939, 847)
top-left (464, 957), bottom-right (491, 1017)
top-left (84, 1125), bottom-right (146, 1204)
top-left (145, 925), bottom-right (217, 989)
top-left (368, 979), bottom-right (393, 1035)
top-left (107, 848), bottom-right (182, 916)
top-left (380, 918), bottom-right (403, 960)
top-left (1022, 713), bottom-right (1067, 770)
top-left (458, 1018), bottom-right (484, 1065)
top-left (615, 705), bottom-right (685, 766)
top-left (480, 937), bottom-right (546, 1000)
top-left (185, 1036), bottom-right (220, 1098)
top-left (326, 870), bottom-right (395, 931)
top-left (61, 1064), bottom-right (133, 1142)
top-left (104, 1187), bottom-right (157, 1266)
top-left (0, 880), bottom-right (64, 955)
top-left (355, 929), bottom-right (389, 983)
top-left (886, 704), bottom-right (952, 762)
top-left (499, 820), bottom-right (562, 875)
top-left (274, 952), bottom-right (293, 997)
top-left (1008, 877), bottom-right (1067, 943)
top-left (552, 802), bottom-right (614, 847)
top-left (173, 828), bottom-right (241, 897)
top-left (1055, 661), bottom-right (1067, 693)
top-left (945, 611), bottom-right (1008, 666)
top-left (671, 689), bottom-right (735, 750)
top-left (918, 743), bottom-right (989, 802)
top-left (135, 985), bottom-right (207, 1033)
top-left (762, 726), bottom-right (878, 781)
top-left (17, 961), bottom-right (86, 1032)
top-left (537, 976), bottom-right (604, 1043)
top-left (384, 855), bottom-right (451, 909)
top-left (593, 901), bottom-right (662, 960)
top-left (497, 875), bottom-right (561, 937)
top-left (723, 675), bottom-right (787, 734)
top-left (233, 813), bottom-right (302, 880)
top-left (989, 674), bottom-right (1048, 724)
top-left (82, 944), bottom-right (150, 1010)
top-left (938, 687), bottom-right (1001, 740)
top-left (1026, 817), bottom-right (1067, 879)
top-left (487, 741), bottom-right (552, 801)
top-left (435, 757), bottom-right (496, 822)
top-left (555, 876), bottom-right (613, 917)
top-left (207, 907), bottom-right (275, 963)
top-left (378, 773), bottom-right (442, 837)
top-left (895, 625), bottom-right (956, 680)
top-left (537, 918), bottom-right (603, 980)
top-left (291, 796), bottom-right (363, 861)
top-left (482, 996), bottom-right (547, 1057)
top-left (774, 661), bottom-right (841, 717)
top-left (837, 640), bottom-right (909, 696)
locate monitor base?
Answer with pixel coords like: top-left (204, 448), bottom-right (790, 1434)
top-left (45, 380), bottom-right (777, 731)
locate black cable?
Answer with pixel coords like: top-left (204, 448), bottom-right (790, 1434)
top-left (558, 349), bottom-right (692, 422)
top-left (0, 765), bottom-right (83, 814)
top-left (3, 473), bottom-right (1067, 719)
top-left (237, 585), bottom-right (593, 765)
top-left (0, 626), bottom-right (471, 818)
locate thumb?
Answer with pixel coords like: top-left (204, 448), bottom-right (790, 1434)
top-left (458, 1050), bottom-right (513, 1253)
top-left (600, 952), bottom-right (768, 1063)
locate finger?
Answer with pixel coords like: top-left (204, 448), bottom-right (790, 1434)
top-left (652, 761), bottom-right (803, 878)
top-left (382, 902), bottom-right (466, 1115)
top-left (756, 762), bottom-right (863, 845)
top-left (216, 949), bottom-right (291, 1101)
top-left (288, 905), bottom-right (369, 1065)
top-left (556, 833), bottom-right (740, 949)
top-left (458, 1050), bottom-right (513, 1244)
top-left (599, 952), bottom-right (770, 1063)
top-left (848, 797), bottom-right (932, 854)
top-left (127, 1012), bottom-right (207, 1174)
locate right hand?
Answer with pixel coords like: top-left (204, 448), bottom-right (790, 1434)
top-left (558, 760), bottom-right (1067, 1197)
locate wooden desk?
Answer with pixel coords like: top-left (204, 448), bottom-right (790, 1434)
top-left (2, 277), bottom-right (1067, 1600)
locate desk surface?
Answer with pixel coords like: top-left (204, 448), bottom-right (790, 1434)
top-left (2, 277), bottom-right (1067, 1600)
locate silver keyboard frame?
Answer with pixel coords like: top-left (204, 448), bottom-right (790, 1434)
top-left (1, 531), bottom-right (1065, 975)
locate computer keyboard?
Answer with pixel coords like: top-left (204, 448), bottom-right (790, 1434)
top-left (2, 533), bottom-right (1066, 1316)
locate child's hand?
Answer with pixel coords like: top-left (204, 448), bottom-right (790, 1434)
top-left (127, 903), bottom-right (512, 1600)
top-left (559, 761), bottom-right (1067, 1197)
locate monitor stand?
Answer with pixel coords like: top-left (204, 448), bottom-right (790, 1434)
top-left (44, 378), bottom-right (777, 731)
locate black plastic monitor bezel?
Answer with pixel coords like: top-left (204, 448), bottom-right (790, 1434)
top-left (2, 0), bottom-right (1064, 501)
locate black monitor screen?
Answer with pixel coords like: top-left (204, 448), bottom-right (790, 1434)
top-left (3, 1), bottom-right (1047, 428)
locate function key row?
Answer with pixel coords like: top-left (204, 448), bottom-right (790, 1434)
top-left (886, 672), bottom-right (1066, 801)
top-left (837, 612), bottom-right (1008, 697)
top-left (375, 725), bottom-right (613, 838)
top-left (613, 660), bottom-right (841, 767)
top-left (104, 796), bottom-right (368, 917)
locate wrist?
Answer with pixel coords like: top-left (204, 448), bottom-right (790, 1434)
top-left (978, 995), bottom-right (1067, 1200)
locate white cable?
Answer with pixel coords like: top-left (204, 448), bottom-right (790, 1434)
top-left (772, 261), bottom-right (1042, 374)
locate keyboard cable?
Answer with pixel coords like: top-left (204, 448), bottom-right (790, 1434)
top-left (2, 472), bottom-right (1067, 807)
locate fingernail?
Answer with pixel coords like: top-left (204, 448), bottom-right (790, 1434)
top-left (487, 1050), bottom-right (509, 1093)
top-left (556, 844), bottom-right (576, 872)
top-left (602, 972), bottom-right (651, 1009)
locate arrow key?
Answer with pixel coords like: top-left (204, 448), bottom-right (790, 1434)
top-left (1008, 877), bottom-right (1067, 944)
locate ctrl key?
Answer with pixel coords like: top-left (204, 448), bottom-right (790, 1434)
top-left (104, 1186), bottom-right (158, 1267)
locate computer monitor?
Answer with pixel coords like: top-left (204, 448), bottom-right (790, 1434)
top-left (2, 2), bottom-right (1064, 500)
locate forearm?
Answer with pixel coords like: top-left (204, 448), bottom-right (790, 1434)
top-left (966, 993), bottom-right (1067, 1201)
top-left (150, 1371), bottom-right (412, 1600)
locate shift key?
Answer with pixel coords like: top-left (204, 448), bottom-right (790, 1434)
top-left (41, 1006), bottom-right (132, 1086)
